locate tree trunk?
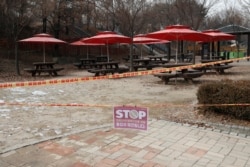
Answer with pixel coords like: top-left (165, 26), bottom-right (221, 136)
top-left (43, 17), bottom-right (47, 33)
top-left (15, 42), bottom-right (20, 75)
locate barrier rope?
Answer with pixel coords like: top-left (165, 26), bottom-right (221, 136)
top-left (1, 101), bottom-right (250, 108)
top-left (0, 57), bottom-right (249, 89)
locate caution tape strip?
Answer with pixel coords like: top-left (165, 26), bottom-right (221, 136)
top-left (0, 57), bottom-right (249, 89)
top-left (1, 102), bottom-right (250, 108)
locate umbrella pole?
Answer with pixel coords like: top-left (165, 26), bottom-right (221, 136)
top-left (87, 46), bottom-right (89, 59)
top-left (175, 40), bottom-right (178, 84)
top-left (43, 42), bottom-right (45, 62)
top-left (175, 41), bottom-right (178, 64)
top-left (209, 42), bottom-right (212, 60)
top-left (107, 44), bottom-right (109, 62)
top-left (140, 45), bottom-right (142, 59)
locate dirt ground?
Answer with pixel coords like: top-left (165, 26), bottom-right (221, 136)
top-left (0, 58), bottom-right (250, 153)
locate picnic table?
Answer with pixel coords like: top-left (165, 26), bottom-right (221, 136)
top-left (157, 62), bottom-right (193, 68)
top-left (73, 55), bottom-right (115, 69)
top-left (210, 55), bottom-right (225, 60)
top-left (73, 58), bottom-right (96, 69)
top-left (197, 59), bottom-right (234, 74)
top-left (87, 61), bottom-right (129, 76)
top-left (24, 62), bottom-right (64, 77)
top-left (170, 53), bottom-right (193, 63)
top-left (146, 55), bottom-right (169, 64)
top-left (126, 59), bottom-right (158, 71)
top-left (95, 55), bottom-right (113, 62)
top-left (153, 63), bottom-right (203, 84)
top-left (123, 54), bottom-right (139, 62)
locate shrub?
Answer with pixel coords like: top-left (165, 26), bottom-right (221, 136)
top-left (197, 79), bottom-right (250, 120)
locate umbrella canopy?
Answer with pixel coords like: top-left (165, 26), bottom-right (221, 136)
top-left (133, 34), bottom-right (170, 44)
top-left (200, 29), bottom-right (236, 59)
top-left (70, 38), bottom-right (105, 58)
top-left (70, 38), bottom-right (105, 46)
top-left (147, 25), bottom-right (209, 63)
top-left (85, 31), bottom-right (131, 44)
top-left (18, 33), bottom-right (67, 62)
top-left (147, 25), bottom-right (209, 41)
top-left (133, 34), bottom-right (170, 58)
top-left (201, 29), bottom-right (235, 42)
top-left (84, 31), bottom-right (132, 62)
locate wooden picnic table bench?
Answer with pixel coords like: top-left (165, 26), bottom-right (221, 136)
top-left (195, 60), bottom-right (234, 74)
top-left (154, 70), bottom-right (203, 84)
top-left (170, 53), bottom-right (193, 63)
top-left (202, 64), bottom-right (233, 74)
top-left (157, 62), bottom-right (193, 68)
top-left (24, 67), bottom-right (64, 77)
top-left (133, 64), bottom-right (158, 71)
top-left (88, 68), bottom-right (115, 76)
top-left (95, 55), bottom-right (113, 62)
top-left (122, 54), bottom-right (140, 62)
top-left (146, 55), bottom-right (169, 64)
top-left (87, 61), bottom-right (129, 76)
top-left (73, 56), bottom-right (115, 69)
top-left (126, 59), bottom-right (158, 71)
top-left (73, 58), bottom-right (96, 69)
top-left (88, 67), bottom-right (129, 76)
top-left (24, 62), bottom-right (64, 77)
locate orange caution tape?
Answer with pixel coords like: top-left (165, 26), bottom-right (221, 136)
top-left (1, 101), bottom-right (250, 108)
top-left (0, 57), bottom-right (249, 89)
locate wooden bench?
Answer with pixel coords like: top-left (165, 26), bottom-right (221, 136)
top-left (181, 71), bottom-right (204, 83)
top-left (24, 68), bottom-right (64, 76)
top-left (150, 59), bottom-right (169, 65)
top-left (154, 72), bottom-right (177, 84)
top-left (73, 62), bottom-right (82, 69)
top-left (170, 53), bottom-right (193, 63)
top-left (87, 69), bottom-right (114, 76)
top-left (73, 62), bottom-right (96, 69)
top-left (116, 67), bottom-right (129, 73)
top-left (180, 54), bottom-right (193, 62)
top-left (209, 65), bottom-right (233, 74)
top-left (154, 70), bottom-right (203, 84)
top-left (132, 64), bottom-right (158, 71)
top-left (122, 54), bottom-right (140, 62)
top-left (195, 64), bottom-right (233, 74)
top-left (88, 67), bottom-right (129, 76)
top-left (147, 55), bottom-right (169, 64)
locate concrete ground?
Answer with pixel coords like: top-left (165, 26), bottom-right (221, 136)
top-left (1, 120), bottom-right (250, 167)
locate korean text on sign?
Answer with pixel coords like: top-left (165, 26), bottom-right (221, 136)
top-left (113, 106), bottom-right (148, 131)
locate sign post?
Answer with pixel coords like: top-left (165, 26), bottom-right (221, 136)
top-left (113, 106), bottom-right (148, 131)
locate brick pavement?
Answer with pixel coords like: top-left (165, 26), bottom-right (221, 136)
top-left (1, 120), bottom-right (250, 167)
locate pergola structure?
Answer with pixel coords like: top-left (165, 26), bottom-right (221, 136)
top-left (218, 24), bottom-right (250, 56)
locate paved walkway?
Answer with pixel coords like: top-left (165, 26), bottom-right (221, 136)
top-left (1, 120), bottom-right (250, 167)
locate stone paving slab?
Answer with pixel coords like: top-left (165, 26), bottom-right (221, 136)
top-left (0, 120), bottom-right (250, 167)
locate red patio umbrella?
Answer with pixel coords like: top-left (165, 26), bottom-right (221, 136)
top-left (133, 34), bottom-right (170, 58)
top-left (70, 38), bottom-right (105, 58)
top-left (133, 34), bottom-right (169, 44)
top-left (18, 33), bottom-right (67, 62)
top-left (201, 29), bottom-right (235, 58)
top-left (201, 29), bottom-right (235, 42)
top-left (146, 25), bottom-right (209, 63)
top-left (84, 31), bottom-right (132, 62)
top-left (147, 25), bottom-right (209, 41)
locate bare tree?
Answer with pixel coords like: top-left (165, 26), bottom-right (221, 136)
top-left (2, 0), bottom-right (34, 75)
top-left (94, 0), bottom-right (151, 35)
top-left (32, 0), bottom-right (79, 36)
top-left (205, 7), bottom-right (245, 29)
top-left (240, 0), bottom-right (250, 26)
top-left (94, 0), bottom-right (151, 71)
top-left (149, 0), bottom-right (217, 31)
top-left (205, 0), bottom-right (249, 28)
